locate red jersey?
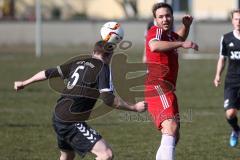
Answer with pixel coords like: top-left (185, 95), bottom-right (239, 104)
top-left (145, 25), bottom-right (180, 88)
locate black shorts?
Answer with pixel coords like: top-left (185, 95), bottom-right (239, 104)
top-left (52, 119), bottom-right (102, 157)
top-left (224, 84), bottom-right (240, 110)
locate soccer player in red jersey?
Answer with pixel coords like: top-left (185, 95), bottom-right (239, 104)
top-left (144, 3), bottom-right (198, 160)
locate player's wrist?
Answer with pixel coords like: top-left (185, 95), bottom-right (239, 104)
top-left (179, 42), bottom-right (185, 48)
top-left (183, 23), bottom-right (191, 28)
top-left (125, 101), bottom-right (136, 111)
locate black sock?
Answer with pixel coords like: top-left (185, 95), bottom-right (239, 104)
top-left (227, 116), bottom-right (240, 132)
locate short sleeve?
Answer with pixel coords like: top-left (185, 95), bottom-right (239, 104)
top-left (147, 27), bottom-right (163, 46)
top-left (45, 68), bottom-right (59, 78)
top-left (219, 36), bottom-right (227, 57)
top-left (98, 64), bottom-right (113, 93)
top-left (57, 62), bottom-right (73, 79)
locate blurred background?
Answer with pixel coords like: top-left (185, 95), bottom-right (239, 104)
top-left (0, 0), bottom-right (239, 55)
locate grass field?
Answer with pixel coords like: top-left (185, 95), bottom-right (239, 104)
top-left (1, 50), bottom-right (240, 160)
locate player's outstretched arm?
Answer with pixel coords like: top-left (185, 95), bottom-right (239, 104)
top-left (149, 40), bottom-right (198, 52)
top-left (213, 56), bottom-right (226, 87)
top-left (14, 70), bottom-right (47, 91)
top-left (113, 96), bottom-right (147, 112)
top-left (176, 15), bottom-right (193, 41)
top-left (100, 92), bottom-right (147, 112)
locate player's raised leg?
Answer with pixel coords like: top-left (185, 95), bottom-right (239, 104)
top-left (91, 139), bottom-right (113, 160)
top-left (146, 89), bottom-right (180, 160)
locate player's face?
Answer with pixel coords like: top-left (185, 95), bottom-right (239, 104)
top-left (232, 12), bottom-right (240, 31)
top-left (154, 7), bottom-right (173, 31)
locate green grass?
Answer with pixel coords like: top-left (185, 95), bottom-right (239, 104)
top-left (0, 51), bottom-right (239, 160)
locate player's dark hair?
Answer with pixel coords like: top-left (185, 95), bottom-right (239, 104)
top-left (231, 9), bottom-right (240, 19)
top-left (93, 40), bottom-right (114, 55)
top-left (152, 2), bottom-right (173, 18)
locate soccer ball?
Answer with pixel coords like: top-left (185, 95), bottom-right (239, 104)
top-left (100, 21), bottom-right (124, 44)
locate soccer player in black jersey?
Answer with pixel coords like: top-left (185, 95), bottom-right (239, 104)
top-left (14, 41), bottom-right (146, 160)
top-left (214, 9), bottom-right (240, 147)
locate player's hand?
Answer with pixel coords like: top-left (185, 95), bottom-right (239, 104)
top-left (214, 76), bottom-right (221, 87)
top-left (14, 81), bottom-right (25, 91)
top-left (182, 41), bottom-right (199, 51)
top-left (133, 101), bottom-right (147, 112)
top-left (182, 15), bottom-right (193, 27)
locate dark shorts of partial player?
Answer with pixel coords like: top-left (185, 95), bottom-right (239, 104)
top-left (224, 83), bottom-right (240, 110)
top-left (52, 117), bottom-right (102, 157)
top-left (145, 85), bottom-right (179, 130)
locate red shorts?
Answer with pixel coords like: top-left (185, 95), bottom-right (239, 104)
top-left (145, 85), bottom-right (179, 130)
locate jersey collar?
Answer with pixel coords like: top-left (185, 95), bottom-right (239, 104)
top-left (233, 30), bottom-right (240, 40)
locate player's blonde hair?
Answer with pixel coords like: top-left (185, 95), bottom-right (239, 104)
top-left (231, 9), bottom-right (240, 19)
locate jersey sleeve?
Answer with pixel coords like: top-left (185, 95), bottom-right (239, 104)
top-left (219, 36), bottom-right (227, 57)
top-left (98, 64), bottom-right (113, 93)
top-left (45, 68), bottom-right (60, 78)
top-left (56, 60), bottom-right (76, 79)
top-left (147, 27), bottom-right (163, 45)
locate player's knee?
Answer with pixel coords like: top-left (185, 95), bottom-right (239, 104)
top-left (167, 123), bottom-right (178, 136)
top-left (103, 148), bottom-right (113, 160)
top-left (59, 150), bottom-right (75, 160)
top-left (226, 108), bottom-right (238, 119)
top-left (97, 148), bottom-right (113, 160)
top-left (161, 119), bottom-right (179, 136)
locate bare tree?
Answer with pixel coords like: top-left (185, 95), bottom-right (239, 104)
top-left (116, 0), bottom-right (138, 19)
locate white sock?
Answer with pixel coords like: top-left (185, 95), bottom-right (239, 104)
top-left (156, 134), bottom-right (176, 160)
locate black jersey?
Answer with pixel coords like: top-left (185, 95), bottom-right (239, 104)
top-left (220, 31), bottom-right (240, 84)
top-left (49, 57), bottom-right (113, 122)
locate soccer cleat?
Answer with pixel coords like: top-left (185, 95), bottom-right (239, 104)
top-left (229, 131), bottom-right (239, 147)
